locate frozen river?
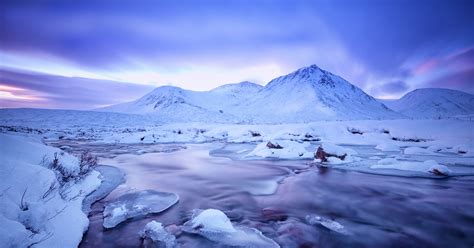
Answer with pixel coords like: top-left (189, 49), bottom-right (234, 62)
top-left (74, 143), bottom-right (474, 247)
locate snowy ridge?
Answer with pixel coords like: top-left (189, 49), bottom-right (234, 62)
top-left (99, 65), bottom-right (402, 123)
top-left (380, 88), bottom-right (474, 119)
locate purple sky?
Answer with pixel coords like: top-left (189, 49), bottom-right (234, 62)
top-left (1, 0), bottom-right (473, 109)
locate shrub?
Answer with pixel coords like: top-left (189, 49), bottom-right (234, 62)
top-left (78, 151), bottom-right (97, 177)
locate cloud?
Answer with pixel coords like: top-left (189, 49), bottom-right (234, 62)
top-left (370, 80), bottom-right (409, 98)
top-left (0, 68), bottom-right (154, 109)
top-left (422, 68), bottom-right (474, 94)
top-left (1, 0), bottom-right (473, 107)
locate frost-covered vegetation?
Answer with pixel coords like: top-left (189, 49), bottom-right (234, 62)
top-left (0, 134), bottom-right (101, 247)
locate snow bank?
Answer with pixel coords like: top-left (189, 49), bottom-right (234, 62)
top-left (139, 221), bottom-right (177, 248)
top-left (247, 140), bottom-right (313, 159)
top-left (103, 190), bottom-right (179, 228)
top-left (0, 134), bottom-right (101, 248)
top-left (371, 159), bottom-right (451, 175)
top-left (183, 209), bottom-right (279, 247)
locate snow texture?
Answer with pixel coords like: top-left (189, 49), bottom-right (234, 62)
top-left (247, 140), bottom-right (313, 159)
top-left (0, 134), bottom-right (101, 248)
top-left (182, 209), bottom-right (279, 247)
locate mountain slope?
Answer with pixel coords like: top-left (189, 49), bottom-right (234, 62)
top-left (99, 82), bottom-right (263, 122)
top-left (100, 65), bottom-right (402, 123)
top-left (245, 65), bottom-right (401, 122)
top-left (380, 88), bottom-right (474, 119)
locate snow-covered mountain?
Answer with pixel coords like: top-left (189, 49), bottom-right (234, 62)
top-left (380, 88), bottom-right (474, 119)
top-left (99, 81), bottom-right (263, 122)
top-left (243, 65), bottom-right (400, 122)
top-left (100, 65), bottom-right (401, 123)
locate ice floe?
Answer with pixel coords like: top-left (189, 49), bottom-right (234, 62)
top-left (103, 190), bottom-right (179, 228)
top-left (140, 220), bottom-right (177, 248)
top-left (305, 214), bottom-right (350, 235)
top-left (82, 165), bottom-right (125, 213)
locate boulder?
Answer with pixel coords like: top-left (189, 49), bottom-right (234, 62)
top-left (266, 141), bottom-right (283, 149)
top-left (314, 146), bottom-right (347, 162)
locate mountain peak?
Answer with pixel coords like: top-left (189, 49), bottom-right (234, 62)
top-left (294, 64), bottom-right (323, 75)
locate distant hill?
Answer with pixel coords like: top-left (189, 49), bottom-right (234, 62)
top-left (380, 88), bottom-right (474, 119)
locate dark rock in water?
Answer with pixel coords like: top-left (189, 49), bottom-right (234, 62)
top-left (267, 141), bottom-right (283, 149)
top-left (262, 207), bottom-right (288, 222)
top-left (431, 168), bottom-right (448, 176)
top-left (315, 146), bottom-right (346, 162)
top-left (347, 127), bottom-right (363, 135)
top-left (249, 131), bottom-right (261, 137)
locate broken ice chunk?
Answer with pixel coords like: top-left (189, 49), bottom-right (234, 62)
top-left (182, 209), bottom-right (279, 247)
top-left (305, 214), bottom-right (350, 235)
top-left (103, 190), bottom-right (179, 228)
top-left (140, 221), bottom-right (177, 248)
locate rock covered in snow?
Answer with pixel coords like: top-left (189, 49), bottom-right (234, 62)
top-left (305, 214), bottom-right (350, 235)
top-left (186, 209), bottom-right (236, 233)
top-left (103, 190), bottom-right (179, 228)
top-left (140, 221), bottom-right (177, 248)
top-left (247, 140), bottom-right (313, 159)
top-left (182, 209), bottom-right (279, 247)
top-left (314, 143), bottom-right (358, 164)
top-left (266, 141), bottom-right (283, 149)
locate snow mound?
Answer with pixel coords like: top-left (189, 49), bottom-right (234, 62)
top-left (139, 221), bottom-right (177, 248)
top-left (103, 190), bottom-right (179, 228)
top-left (371, 159), bottom-right (451, 175)
top-left (183, 209), bottom-right (279, 247)
top-left (375, 143), bottom-right (400, 152)
top-left (305, 214), bottom-right (350, 235)
top-left (247, 140), bottom-right (313, 159)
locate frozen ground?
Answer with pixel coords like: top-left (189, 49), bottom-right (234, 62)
top-left (1, 109), bottom-right (473, 247)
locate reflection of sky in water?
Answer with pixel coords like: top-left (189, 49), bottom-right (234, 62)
top-left (80, 143), bottom-right (474, 247)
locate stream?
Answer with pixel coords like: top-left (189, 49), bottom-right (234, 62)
top-left (72, 142), bottom-right (474, 247)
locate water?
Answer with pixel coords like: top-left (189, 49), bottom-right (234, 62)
top-left (77, 143), bottom-right (474, 247)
